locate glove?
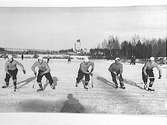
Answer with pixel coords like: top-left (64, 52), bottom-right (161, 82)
top-left (90, 72), bottom-right (93, 76)
top-left (23, 69), bottom-right (26, 74)
top-left (117, 74), bottom-right (121, 77)
top-left (34, 72), bottom-right (37, 76)
top-left (158, 75), bottom-right (161, 79)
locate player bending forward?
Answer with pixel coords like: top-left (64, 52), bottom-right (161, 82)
top-left (108, 57), bottom-right (125, 89)
top-left (2, 55), bottom-right (26, 91)
top-left (76, 57), bottom-right (94, 89)
top-left (142, 57), bottom-right (161, 91)
top-left (31, 57), bottom-right (55, 92)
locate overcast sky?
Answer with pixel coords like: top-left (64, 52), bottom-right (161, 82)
top-left (0, 6), bottom-right (166, 50)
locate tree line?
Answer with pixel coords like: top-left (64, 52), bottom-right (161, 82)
top-left (90, 35), bottom-right (167, 59)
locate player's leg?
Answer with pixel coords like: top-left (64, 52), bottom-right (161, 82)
top-left (111, 72), bottom-right (118, 88)
top-left (2, 72), bottom-right (11, 88)
top-left (118, 74), bottom-right (125, 89)
top-left (76, 70), bottom-right (84, 87)
top-left (11, 69), bottom-right (18, 91)
top-left (44, 72), bottom-right (55, 89)
top-left (84, 73), bottom-right (90, 89)
top-left (36, 71), bottom-right (44, 92)
top-left (142, 69), bottom-right (148, 90)
top-left (148, 70), bottom-right (155, 91)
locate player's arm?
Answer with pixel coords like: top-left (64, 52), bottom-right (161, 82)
top-left (31, 62), bottom-right (38, 75)
top-left (120, 64), bottom-right (123, 74)
top-left (15, 60), bottom-right (26, 74)
top-left (90, 62), bottom-right (94, 72)
top-left (155, 63), bottom-right (162, 78)
top-left (108, 64), bottom-right (117, 75)
top-left (4, 62), bottom-right (10, 74)
top-left (108, 64), bottom-right (113, 72)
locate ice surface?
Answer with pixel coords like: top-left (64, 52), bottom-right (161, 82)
top-left (0, 58), bottom-right (166, 114)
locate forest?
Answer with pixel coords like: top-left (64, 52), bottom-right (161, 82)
top-left (90, 35), bottom-right (166, 59)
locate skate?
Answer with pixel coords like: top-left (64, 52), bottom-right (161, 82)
top-left (37, 84), bottom-right (43, 92)
top-left (75, 82), bottom-right (79, 87)
top-left (50, 83), bottom-right (56, 89)
top-left (37, 88), bottom-right (43, 92)
top-left (2, 85), bottom-right (9, 88)
top-left (84, 85), bottom-right (88, 89)
top-left (120, 82), bottom-right (125, 89)
top-left (120, 86), bottom-right (125, 89)
top-left (14, 86), bottom-right (17, 92)
top-left (148, 87), bottom-right (155, 91)
top-left (115, 85), bottom-right (118, 88)
top-left (144, 84), bottom-right (148, 90)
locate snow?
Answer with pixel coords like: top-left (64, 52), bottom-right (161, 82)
top-left (0, 58), bottom-right (167, 114)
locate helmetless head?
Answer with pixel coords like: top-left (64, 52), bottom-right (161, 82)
top-left (38, 56), bottom-right (43, 64)
top-left (149, 57), bottom-right (155, 62)
top-left (8, 55), bottom-right (13, 62)
top-left (115, 57), bottom-right (120, 63)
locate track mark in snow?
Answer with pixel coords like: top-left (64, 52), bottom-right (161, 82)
top-left (96, 75), bottom-right (151, 114)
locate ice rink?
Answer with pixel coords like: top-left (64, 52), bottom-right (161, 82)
top-left (0, 58), bottom-right (167, 114)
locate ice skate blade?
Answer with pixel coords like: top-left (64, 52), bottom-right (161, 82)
top-left (84, 86), bottom-right (88, 90)
top-left (2, 86), bottom-right (8, 88)
top-left (148, 88), bottom-right (155, 91)
top-left (37, 89), bottom-right (44, 92)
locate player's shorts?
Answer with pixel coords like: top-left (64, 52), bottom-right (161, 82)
top-left (76, 70), bottom-right (90, 83)
top-left (37, 70), bottom-right (53, 84)
top-left (5, 68), bottom-right (18, 82)
top-left (142, 68), bottom-right (154, 82)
